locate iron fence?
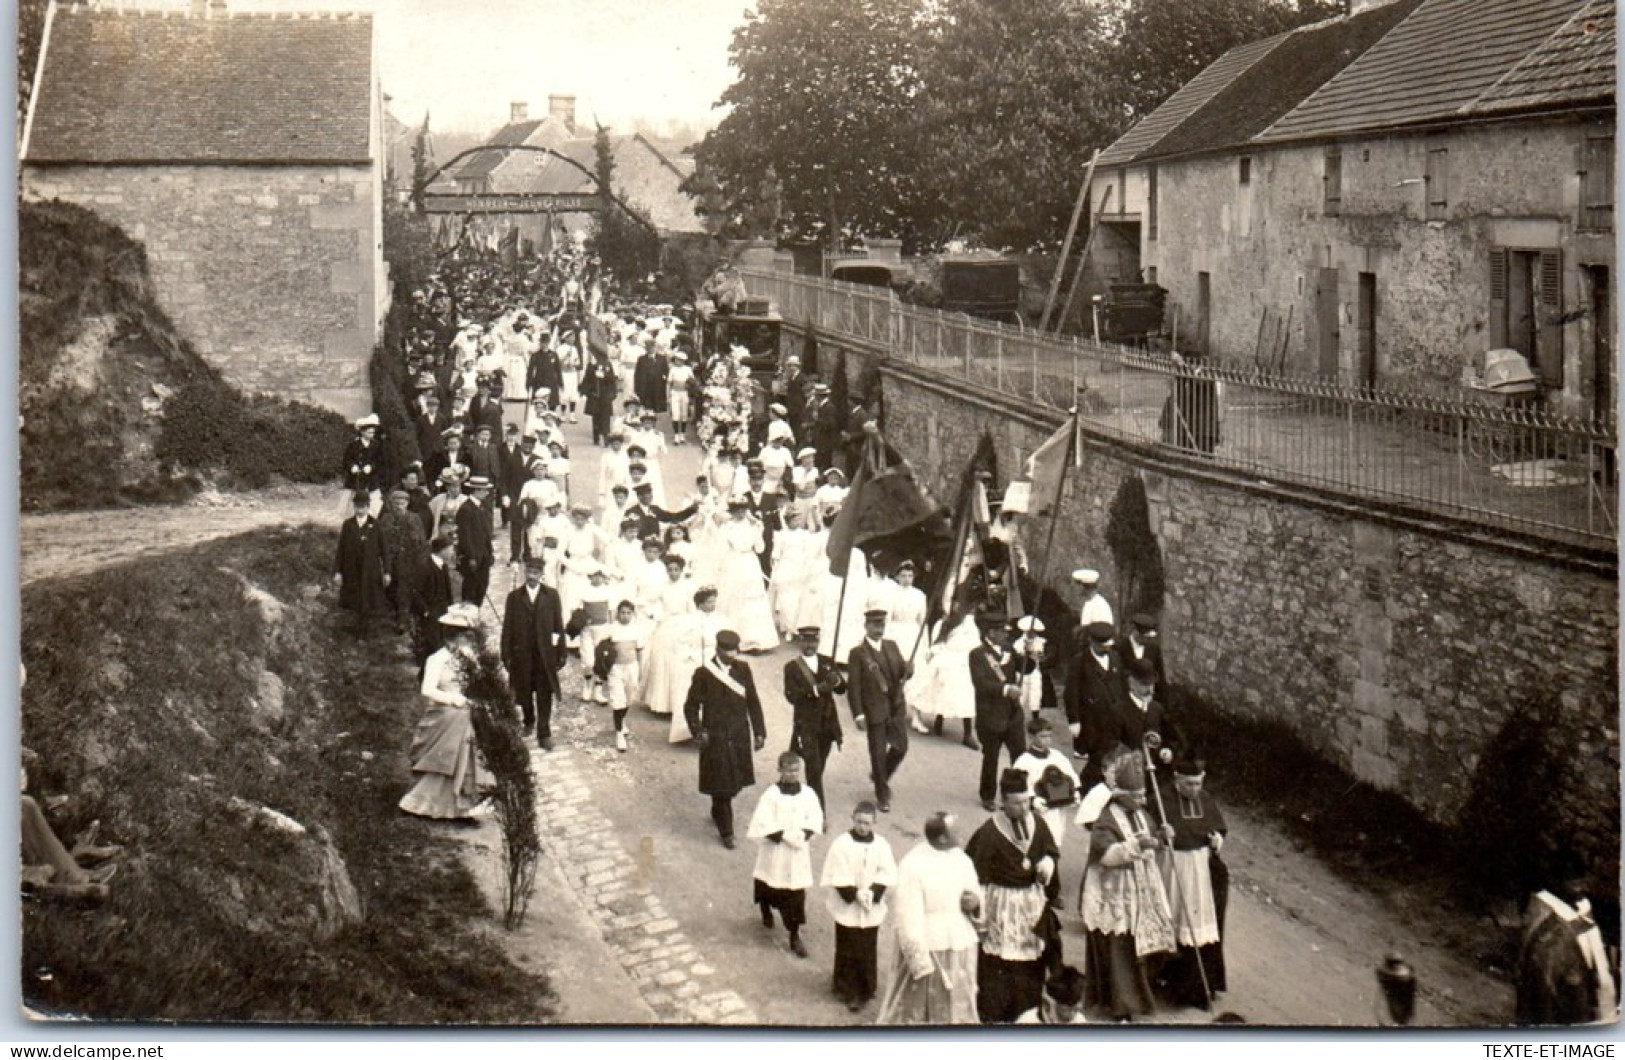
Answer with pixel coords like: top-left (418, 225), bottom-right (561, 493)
top-left (744, 268), bottom-right (1618, 552)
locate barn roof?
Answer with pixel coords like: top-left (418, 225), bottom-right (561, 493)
top-left (24, 5), bottom-right (374, 165)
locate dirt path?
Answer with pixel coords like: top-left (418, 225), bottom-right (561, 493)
top-left (20, 484), bottom-right (338, 586)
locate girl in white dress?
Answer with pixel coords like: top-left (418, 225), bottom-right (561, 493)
top-left (885, 561), bottom-right (929, 663)
top-left (717, 500), bottom-right (781, 652)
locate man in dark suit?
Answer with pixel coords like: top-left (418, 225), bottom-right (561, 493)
top-left (501, 556), bottom-right (566, 748)
top-left (454, 475), bottom-right (496, 606)
top-left (411, 535), bottom-right (457, 671)
top-left (465, 423), bottom-right (503, 484)
top-left (1117, 612), bottom-right (1166, 699)
top-left (627, 482), bottom-right (698, 540)
top-left (466, 378), bottom-right (505, 437)
top-left (333, 491), bottom-right (388, 635)
top-left (1065, 621), bottom-right (1130, 790)
top-left (809, 383), bottom-right (842, 469)
top-left (846, 608), bottom-right (911, 813)
top-left (784, 626), bottom-right (845, 812)
top-left (415, 394), bottom-right (448, 465)
top-left (971, 615), bottom-right (1025, 811)
top-left (498, 425), bottom-right (529, 529)
top-left (684, 629), bottom-right (767, 848)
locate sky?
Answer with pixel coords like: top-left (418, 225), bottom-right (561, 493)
top-left (179, 0), bottom-right (752, 136)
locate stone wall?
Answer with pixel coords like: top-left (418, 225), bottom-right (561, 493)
top-left (824, 334), bottom-right (1618, 864)
top-left (23, 163), bottom-right (383, 418)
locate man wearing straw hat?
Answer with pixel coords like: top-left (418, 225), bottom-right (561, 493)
top-left (455, 475), bottom-right (496, 607)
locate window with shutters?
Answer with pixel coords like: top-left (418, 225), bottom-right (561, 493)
top-left (1426, 147), bottom-right (1449, 221)
top-left (1489, 247), bottom-right (1565, 388)
top-left (1323, 146), bottom-right (1341, 216)
top-left (1147, 165), bottom-right (1159, 241)
top-left (1580, 134), bottom-right (1614, 231)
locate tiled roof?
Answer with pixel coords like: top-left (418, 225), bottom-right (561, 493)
top-left (480, 132), bottom-right (704, 234)
top-left (24, 6), bottom-right (373, 165)
top-left (1095, 34), bottom-right (1286, 167)
top-left (1468, 0), bottom-right (1616, 114)
top-left (1257, 0), bottom-right (1589, 143)
top-left (1143, 0), bottom-right (1424, 162)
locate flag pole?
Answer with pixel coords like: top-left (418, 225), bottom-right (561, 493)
top-left (1034, 409), bottom-right (1078, 593)
top-left (826, 435), bottom-right (877, 665)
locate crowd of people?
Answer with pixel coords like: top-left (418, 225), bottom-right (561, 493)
top-left (328, 238), bottom-right (1616, 1029)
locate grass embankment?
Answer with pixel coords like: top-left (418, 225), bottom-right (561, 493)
top-left (21, 526), bottom-right (554, 1022)
top-left (20, 199), bottom-right (350, 512)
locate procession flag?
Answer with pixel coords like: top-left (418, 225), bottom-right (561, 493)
top-left (825, 436), bottom-right (939, 578)
top-left (1025, 413), bottom-right (1075, 517)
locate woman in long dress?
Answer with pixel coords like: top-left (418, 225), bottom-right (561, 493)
top-left (664, 586), bottom-right (733, 743)
top-left (884, 561), bottom-right (929, 663)
top-left (910, 612), bottom-right (980, 739)
top-left (716, 501), bottom-right (780, 652)
top-left (768, 506), bottom-right (816, 639)
top-left (558, 505), bottom-right (608, 617)
top-left (640, 556), bottom-right (696, 718)
top-left (557, 337), bottom-right (582, 423)
top-left (399, 606), bottom-right (491, 820)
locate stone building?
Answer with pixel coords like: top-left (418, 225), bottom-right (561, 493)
top-left (427, 95), bottom-right (703, 251)
top-left (21, 2), bottom-right (387, 419)
top-left (1094, 0), bottom-right (1615, 419)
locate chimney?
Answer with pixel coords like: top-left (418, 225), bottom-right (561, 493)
top-left (510, 101), bottom-right (529, 124)
top-left (548, 94), bottom-right (577, 133)
top-left (208, 0), bottom-right (227, 14)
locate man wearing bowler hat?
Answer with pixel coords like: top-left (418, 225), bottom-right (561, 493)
top-left (501, 556), bottom-right (567, 749)
top-left (455, 475), bottom-right (496, 606)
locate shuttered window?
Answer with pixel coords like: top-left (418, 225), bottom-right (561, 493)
top-left (1324, 146), bottom-right (1341, 216)
top-left (1488, 248), bottom-right (1507, 349)
top-left (1536, 249), bottom-right (1564, 388)
top-left (1147, 164), bottom-right (1158, 242)
top-left (1581, 134), bottom-right (1614, 231)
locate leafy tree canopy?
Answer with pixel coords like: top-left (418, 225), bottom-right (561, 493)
top-left (684, 0), bottom-right (1343, 253)
top-left (686, 0), bottom-right (930, 250)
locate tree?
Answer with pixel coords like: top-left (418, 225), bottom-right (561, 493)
top-left (1097, 0), bottom-right (1343, 127)
top-left (913, 0), bottom-right (1116, 251)
top-left (684, 0), bottom-right (930, 250)
top-left (586, 124), bottom-right (662, 288)
top-left (408, 112), bottom-right (432, 214)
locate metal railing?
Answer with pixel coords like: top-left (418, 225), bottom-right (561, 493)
top-left (745, 268), bottom-right (1618, 552)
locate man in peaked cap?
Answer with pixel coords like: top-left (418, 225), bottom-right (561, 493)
top-left (684, 629), bottom-right (768, 849)
top-left (971, 611), bottom-right (1023, 811)
top-left (846, 606), bottom-right (911, 813)
top-left (1117, 612), bottom-right (1166, 698)
top-left (784, 626), bottom-right (845, 812)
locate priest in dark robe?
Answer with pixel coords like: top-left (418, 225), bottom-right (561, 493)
top-left (634, 344), bottom-right (669, 414)
top-left (964, 768), bottom-right (1062, 1023)
top-left (1150, 755), bottom-right (1228, 1010)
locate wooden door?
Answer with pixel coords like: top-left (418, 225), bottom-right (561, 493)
top-left (1317, 267), bottom-right (1340, 377)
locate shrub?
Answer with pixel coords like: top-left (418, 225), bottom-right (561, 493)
top-left (155, 380), bottom-right (350, 488)
top-left (464, 646), bottom-right (541, 930)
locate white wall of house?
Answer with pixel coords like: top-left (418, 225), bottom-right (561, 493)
top-left (1136, 117), bottom-right (1614, 417)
